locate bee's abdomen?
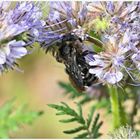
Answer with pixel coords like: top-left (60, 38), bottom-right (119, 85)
top-left (77, 51), bottom-right (98, 87)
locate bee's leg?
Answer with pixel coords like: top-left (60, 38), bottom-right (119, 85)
top-left (82, 50), bottom-right (96, 57)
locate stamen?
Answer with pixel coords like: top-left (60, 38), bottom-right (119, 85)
top-left (122, 64), bottom-right (136, 82)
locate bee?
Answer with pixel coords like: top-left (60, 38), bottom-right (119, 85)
top-left (49, 33), bottom-right (99, 91)
top-left (44, 32), bottom-right (103, 91)
top-left (65, 49), bottom-right (98, 91)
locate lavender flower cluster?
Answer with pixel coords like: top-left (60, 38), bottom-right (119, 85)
top-left (0, 1), bottom-right (44, 72)
top-left (0, 1), bottom-right (139, 87)
top-left (87, 2), bottom-right (140, 85)
top-left (42, 1), bottom-right (140, 86)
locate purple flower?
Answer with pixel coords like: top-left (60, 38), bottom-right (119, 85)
top-left (106, 2), bottom-right (115, 14)
top-left (87, 2), bottom-right (140, 85)
top-left (132, 51), bottom-right (140, 70)
top-left (0, 40), bottom-right (27, 72)
top-left (0, 1), bottom-right (44, 73)
top-left (89, 37), bottom-right (126, 84)
top-left (40, 1), bottom-right (93, 48)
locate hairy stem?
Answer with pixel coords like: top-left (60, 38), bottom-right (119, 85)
top-left (130, 98), bottom-right (137, 128)
top-left (108, 85), bottom-right (120, 129)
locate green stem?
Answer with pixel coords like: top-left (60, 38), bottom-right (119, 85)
top-left (108, 85), bottom-right (120, 129)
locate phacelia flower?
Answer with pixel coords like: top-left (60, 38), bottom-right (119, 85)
top-left (132, 51), bottom-right (140, 70)
top-left (40, 1), bottom-right (95, 48)
top-left (87, 2), bottom-right (140, 85)
top-left (0, 1), bottom-right (44, 73)
top-left (87, 2), bottom-right (137, 33)
top-left (89, 37), bottom-right (129, 85)
top-left (87, 2), bottom-right (140, 49)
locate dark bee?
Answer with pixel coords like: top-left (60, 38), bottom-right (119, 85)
top-left (44, 32), bottom-right (103, 91)
top-left (65, 50), bottom-right (98, 91)
top-left (51, 33), bottom-right (98, 91)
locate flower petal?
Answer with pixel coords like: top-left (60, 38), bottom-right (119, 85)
top-left (0, 50), bottom-right (6, 64)
top-left (104, 71), bottom-right (123, 84)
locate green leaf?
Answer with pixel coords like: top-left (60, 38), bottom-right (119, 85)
top-left (59, 118), bottom-right (77, 123)
top-left (0, 99), bottom-right (43, 138)
top-left (48, 102), bottom-right (103, 139)
top-left (0, 98), bottom-right (15, 119)
top-left (58, 81), bottom-right (94, 105)
top-left (56, 112), bottom-right (67, 115)
top-left (87, 107), bottom-right (95, 128)
top-left (58, 82), bottom-right (81, 98)
top-left (91, 113), bottom-right (100, 132)
top-left (48, 103), bottom-right (78, 117)
top-left (79, 96), bottom-right (92, 105)
top-left (64, 126), bottom-right (86, 134)
top-left (92, 121), bottom-right (103, 138)
top-left (74, 132), bottom-right (88, 138)
top-left (91, 113), bottom-right (103, 138)
top-left (95, 133), bottom-right (102, 138)
top-left (76, 103), bottom-right (82, 117)
top-left (61, 102), bottom-right (70, 108)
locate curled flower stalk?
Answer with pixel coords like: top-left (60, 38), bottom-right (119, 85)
top-left (0, 1), bottom-right (44, 73)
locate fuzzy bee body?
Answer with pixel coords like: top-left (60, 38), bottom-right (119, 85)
top-left (65, 52), bottom-right (98, 91)
top-left (51, 33), bottom-right (98, 91)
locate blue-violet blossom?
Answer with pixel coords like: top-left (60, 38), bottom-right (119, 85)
top-left (0, 1), bottom-right (44, 73)
top-left (88, 2), bottom-right (140, 85)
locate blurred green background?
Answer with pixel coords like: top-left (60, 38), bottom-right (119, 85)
top-left (0, 45), bottom-right (110, 138)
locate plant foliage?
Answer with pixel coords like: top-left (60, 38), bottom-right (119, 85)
top-left (58, 81), bottom-right (110, 111)
top-left (48, 102), bottom-right (103, 138)
top-left (0, 98), bottom-right (43, 138)
top-left (58, 82), bottom-right (92, 105)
